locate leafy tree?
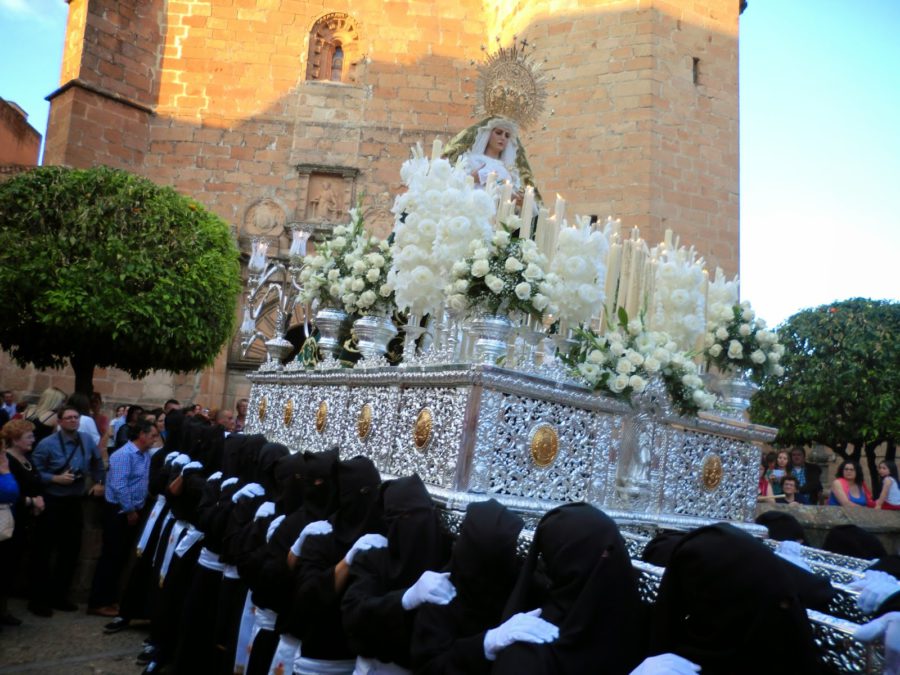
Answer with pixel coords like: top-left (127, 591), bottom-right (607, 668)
top-left (0, 166), bottom-right (242, 394)
top-left (750, 298), bottom-right (900, 491)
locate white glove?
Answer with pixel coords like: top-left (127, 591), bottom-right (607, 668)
top-left (483, 609), bottom-right (559, 661)
top-left (221, 477), bottom-right (239, 489)
top-left (164, 451), bottom-right (180, 465)
top-left (232, 482), bottom-right (266, 503)
top-left (291, 520), bottom-right (333, 556)
top-left (266, 514), bottom-right (286, 543)
top-left (254, 501), bottom-right (276, 521)
top-left (854, 611), bottom-right (900, 675)
top-left (776, 540), bottom-right (813, 573)
top-left (172, 453), bottom-right (191, 468)
top-left (629, 654), bottom-right (702, 675)
top-left (207, 471), bottom-right (223, 482)
top-left (850, 570), bottom-right (900, 614)
top-left (401, 570), bottom-right (457, 610)
top-left (182, 461), bottom-right (204, 474)
top-left (344, 533), bottom-right (389, 566)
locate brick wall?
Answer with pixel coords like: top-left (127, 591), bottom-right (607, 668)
top-left (0, 99), bottom-right (41, 166)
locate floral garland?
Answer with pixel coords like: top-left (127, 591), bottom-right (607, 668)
top-left (562, 309), bottom-right (716, 415)
top-left (388, 144), bottom-right (495, 315)
top-left (704, 302), bottom-right (784, 380)
top-left (447, 223), bottom-right (553, 320)
top-left (335, 208), bottom-right (394, 316)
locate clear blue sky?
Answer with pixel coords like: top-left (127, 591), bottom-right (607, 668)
top-left (1, 0), bottom-right (897, 328)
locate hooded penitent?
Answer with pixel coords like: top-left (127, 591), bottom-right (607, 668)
top-left (493, 502), bottom-right (644, 675)
top-left (411, 498), bottom-right (524, 674)
top-left (649, 523), bottom-right (829, 675)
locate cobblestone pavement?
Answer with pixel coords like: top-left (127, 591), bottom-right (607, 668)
top-left (0, 598), bottom-right (148, 674)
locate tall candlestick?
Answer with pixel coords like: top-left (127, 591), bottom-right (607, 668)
top-left (519, 186), bottom-right (535, 239)
top-left (249, 240), bottom-right (269, 273)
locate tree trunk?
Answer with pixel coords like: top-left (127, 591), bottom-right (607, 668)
top-left (863, 442), bottom-right (883, 498)
top-left (70, 353), bottom-right (95, 396)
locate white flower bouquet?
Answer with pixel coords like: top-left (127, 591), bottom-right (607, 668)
top-left (334, 208), bottom-right (394, 316)
top-left (447, 224), bottom-right (554, 320)
top-left (388, 143), bottom-right (495, 315)
top-left (562, 308), bottom-right (716, 416)
top-left (703, 301), bottom-right (785, 381)
top-left (297, 224), bottom-right (357, 309)
top-left (544, 219), bottom-right (609, 328)
top-left (645, 245), bottom-right (707, 353)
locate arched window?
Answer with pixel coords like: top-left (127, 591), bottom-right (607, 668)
top-left (306, 13), bottom-right (361, 84)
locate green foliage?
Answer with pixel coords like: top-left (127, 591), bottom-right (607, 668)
top-left (0, 166), bottom-right (241, 390)
top-left (750, 298), bottom-right (900, 456)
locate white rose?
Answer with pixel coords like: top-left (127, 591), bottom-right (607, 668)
top-left (750, 349), bottom-right (767, 364)
top-left (727, 340), bottom-right (743, 359)
top-left (332, 236), bottom-right (347, 249)
top-left (493, 231), bottom-right (511, 247)
top-left (471, 259), bottom-right (490, 277)
top-left (643, 356), bottom-right (660, 373)
top-left (329, 283), bottom-right (341, 298)
top-left (578, 362), bottom-right (601, 382)
top-left (610, 342), bottom-right (626, 357)
top-left (629, 375), bottom-right (647, 392)
top-left (505, 257), bottom-right (524, 273)
top-left (351, 278), bottom-right (365, 292)
top-left (485, 274), bottom-right (504, 294)
top-left (351, 261), bottom-right (366, 275)
top-left (738, 323), bottom-right (751, 337)
top-left (327, 269), bottom-right (340, 281)
top-left (514, 282), bottom-right (531, 300)
top-left (366, 269), bottom-right (381, 282)
top-left (358, 291), bottom-right (377, 308)
top-left (715, 327), bottom-right (729, 341)
top-left (608, 374), bottom-right (630, 393)
top-left (626, 350), bottom-right (644, 366)
top-left (448, 293), bottom-right (468, 312)
top-left (627, 318), bottom-right (643, 335)
top-left (708, 344), bottom-right (723, 358)
top-left (616, 358), bottom-right (635, 375)
top-left (532, 293), bottom-right (549, 311)
top-left (773, 365), bottom-right (785, 377)
top-left (454, 279), bottom-right (469, 293)
top-left (342, 293), bottom-right (357, 306)
top-left (379, 283), bottom-right (393, 297)
top-left (367, 253), bottom-right (386, 268)
top-left (452, 261), bottom-right (469, 276)
top-left (473, 247), bottom-right (490, 260)
top-left (523, 263), bottom-right (544, 281)
top-left (588, 349), bottom-right (605, 364)
top-left (741, 307), bottom-right (755, 321)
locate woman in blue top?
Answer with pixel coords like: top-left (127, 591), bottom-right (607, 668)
top-left (827, 460), bottom-right (874, 507)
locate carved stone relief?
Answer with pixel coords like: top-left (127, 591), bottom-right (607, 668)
top-left (306, 175), bottom-right (344, 223)
top-left (243, 199), bottom-right (287, 238)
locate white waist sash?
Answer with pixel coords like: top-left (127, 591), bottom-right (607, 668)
top-left (353, 657), bottom-right (411, 675)
top-left (255, 607), bottom-right (278, 632)
top-left (268, 634), bottom-right (301, 675)
top-left (198, 546), bottom-right (225, 572)
top-left (175, 524), bottom-right (204, 557)
top-left (136, 495), bottom-right (166, 556)
top-left (223, 564), bottom-right (240, 579)
top-left (233, 591), bottom-right (256, 675)
top-left (295, 656), bottom-right (355, 675)
top-left (159, 520), bottom-right (188, 586)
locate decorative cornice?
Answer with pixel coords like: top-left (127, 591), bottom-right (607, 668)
top-left (45, 79), bottom-right (155, 116)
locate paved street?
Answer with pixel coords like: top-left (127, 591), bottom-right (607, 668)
top-left (0, 598), bottom-right (147, 674)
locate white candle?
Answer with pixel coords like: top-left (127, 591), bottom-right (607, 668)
top-left (535, 207), bottom-right (549, 256)
top-left (431, 138), bottom-right (443, 160)
top-left (605, 243), bottom-right (621, 312)
top-left (519, 186), bottom-right (535, 239)
top-left (664, 228), bottom-right (673, 250)
top-left (546, 215), bottom-right (558, 262)
top-left (553, 194), bottom-right (566, 224)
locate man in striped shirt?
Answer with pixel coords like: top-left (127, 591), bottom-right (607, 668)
top-left (88, 418), bottom-right (159, 616)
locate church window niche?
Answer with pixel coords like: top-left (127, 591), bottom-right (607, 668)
top-left (305, 13), bottom-right (362, 84)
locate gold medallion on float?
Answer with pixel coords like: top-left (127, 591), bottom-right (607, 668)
top-left (258, 396), bottom-right (268, 422)
top-left (283, 399), bottom-right (294, 427)
top-left (357, 404), bottom-right (373, 441)
top-left (529, 423), bottom-right (559, 468)
top-left (413, 408), bottom-right (433, 451)
top-left (315, 401), bottom-right (328, 434)
top-left (701, 454), bottom-right (724, 490)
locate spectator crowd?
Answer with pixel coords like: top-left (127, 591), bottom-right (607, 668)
top-left (0, 386), bottom-right (898, 675)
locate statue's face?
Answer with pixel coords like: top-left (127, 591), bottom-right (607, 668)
top-left (486, 126), bottom-right (512, 157)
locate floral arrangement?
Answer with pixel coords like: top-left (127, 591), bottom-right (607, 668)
top-left (447, 223), bottom-right (553, 319)
top-left (388, 143), bottom-right (495, 315)
top-left (297, 223), bottom-right (357, 309)
top-left (562, 309), bottom-right (716, 415)
top-left (544, 218), bottom-right (609, 328)
top-left (333, 208), bottom-right (394, 316)
top-left (703, 301), bottom-right (785, 380)
top-left (705, 267), bottom-right (740, 326)
top-left (645, 245), bottom-right (707, 354)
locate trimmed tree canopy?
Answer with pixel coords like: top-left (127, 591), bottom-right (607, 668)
top-left (750, 298), bottom-right (900, 466)
top-left (0, 165), bottom-right (242, 393)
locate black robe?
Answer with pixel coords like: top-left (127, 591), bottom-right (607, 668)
top-left (411, 499), bottom-right (524, 675)
top-left (492, 503), bottom-right (644, 675)
top-left (341, 475), bottom-right (452, 668)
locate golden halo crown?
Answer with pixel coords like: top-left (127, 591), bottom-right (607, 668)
top-left (475, 37), bottom-right (548, 130)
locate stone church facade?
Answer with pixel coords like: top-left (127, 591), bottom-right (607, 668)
top-left (1, 0), bottom-right (742, 411)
